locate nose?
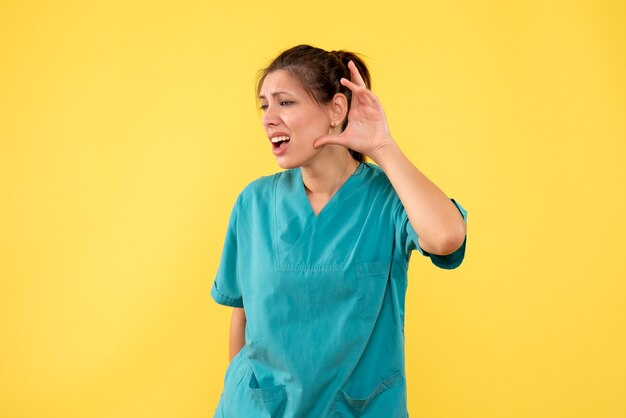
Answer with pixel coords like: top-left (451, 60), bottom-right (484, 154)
top-left (262, 104), bottom-right (279, 128)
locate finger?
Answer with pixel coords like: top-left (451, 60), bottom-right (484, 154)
top-left (340, 78), bottom-right (363, 107)
top-left (340, 77), bottom-right (372, 100)
top-left (340, 76), bottom-right (360, 90)
top-left (340, 78), bottom-right (377, 107)
top-left (313, 134), bottom-right (346, 149)
top-left (348, 60), bottom-right (367, 88)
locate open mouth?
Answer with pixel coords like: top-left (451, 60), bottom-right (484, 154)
top-left (271, 135), bottom-right (290, 150)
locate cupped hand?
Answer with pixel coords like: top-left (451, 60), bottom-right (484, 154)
top-left (312, 60), bottom-right (396, 161)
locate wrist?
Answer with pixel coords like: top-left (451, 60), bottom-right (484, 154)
top-left (369, 139), bottom-right (402, 169)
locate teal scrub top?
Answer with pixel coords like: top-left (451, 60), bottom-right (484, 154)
top-left (211, 162), bottom-right (468, 418)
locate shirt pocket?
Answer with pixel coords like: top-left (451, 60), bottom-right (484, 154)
top-left (355, 260), bottom-right (391, 322)
top-left (223, 366), bottom-right (288, 418)
top-left (249, 368), bottom-right (287, 416)
top-left (335, 369), bottom-right (406, 417)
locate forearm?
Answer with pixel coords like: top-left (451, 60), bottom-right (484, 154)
top-left (371, 141), bottom-right (466, 255)
top-left (229, 308), bottom-right (246, 361)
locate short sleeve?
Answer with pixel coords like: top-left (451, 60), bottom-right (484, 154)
top-left (397, 198), bottom-right (468, 270)
top-left (210, 196), bottom-right (244, 307)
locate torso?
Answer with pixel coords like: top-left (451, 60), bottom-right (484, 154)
top-left (216, 162), bottom-right (410, 417)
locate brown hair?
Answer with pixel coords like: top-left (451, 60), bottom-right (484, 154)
top-left (256, 44), bottom-right (371, 162)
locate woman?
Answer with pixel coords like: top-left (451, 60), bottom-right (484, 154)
top-left (211, 44), bottom-right (468, 418)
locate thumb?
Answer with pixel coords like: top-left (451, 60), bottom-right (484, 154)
top-left (313, 133), bottom-right (344, 149)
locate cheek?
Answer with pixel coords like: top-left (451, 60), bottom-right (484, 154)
top-left (292, 113), bottom-right (328, 139)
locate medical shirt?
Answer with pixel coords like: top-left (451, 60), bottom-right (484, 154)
top-left (211, 162), bottom-right (468, 418)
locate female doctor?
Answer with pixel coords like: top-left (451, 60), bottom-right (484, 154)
top-left (211, 44), bottom-right (468, 418)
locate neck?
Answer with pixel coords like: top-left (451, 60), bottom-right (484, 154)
top-left (300, 145), bottom-right (360, 197)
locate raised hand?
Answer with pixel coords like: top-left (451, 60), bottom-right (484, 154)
top-left (312, 60), bottom-right (396, 161)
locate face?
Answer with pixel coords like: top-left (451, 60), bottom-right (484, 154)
top-left (259, 70), bottom-right (333, 169)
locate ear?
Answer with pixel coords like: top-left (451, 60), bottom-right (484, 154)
top-left (327, 93), bottom-right (349, 128)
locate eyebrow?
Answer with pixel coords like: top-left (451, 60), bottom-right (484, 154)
top-left (258, 91), bottom-right (294, 100)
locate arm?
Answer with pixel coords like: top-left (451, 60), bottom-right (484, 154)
top-left (372, 142), bottom-right (466, 255)
top-left (312, 60), bottom-right (466, 256)
top-left (229, 307), bottom-right (246, 362)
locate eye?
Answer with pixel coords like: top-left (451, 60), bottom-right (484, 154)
top-left (280, 100), bottom-right (294, 106)
top-left (259, 104), bottom-right (268, 111)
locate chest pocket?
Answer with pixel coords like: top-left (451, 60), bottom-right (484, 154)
top-left (355, 260), bottom-right (391, 323)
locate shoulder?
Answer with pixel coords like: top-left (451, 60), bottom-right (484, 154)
top-left (361, 162), bottom-right (396, 195)
top-left (362, 161), bottom-right (388, 182)
top-left (236, 169), bottom-right (295, 205)
top-left (359, 162), bottom-right (404, 217)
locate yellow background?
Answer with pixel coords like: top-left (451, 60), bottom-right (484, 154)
top-left (1, 0), bottom-right (624, 417)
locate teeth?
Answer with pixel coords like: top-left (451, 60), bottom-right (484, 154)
top-left (271, 135), bottom-right (290, 143)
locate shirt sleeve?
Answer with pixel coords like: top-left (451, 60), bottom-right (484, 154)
top-left (396, 198), bottom-right (468, 270)
top-left (210, 195), bottom-right (244, 307)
